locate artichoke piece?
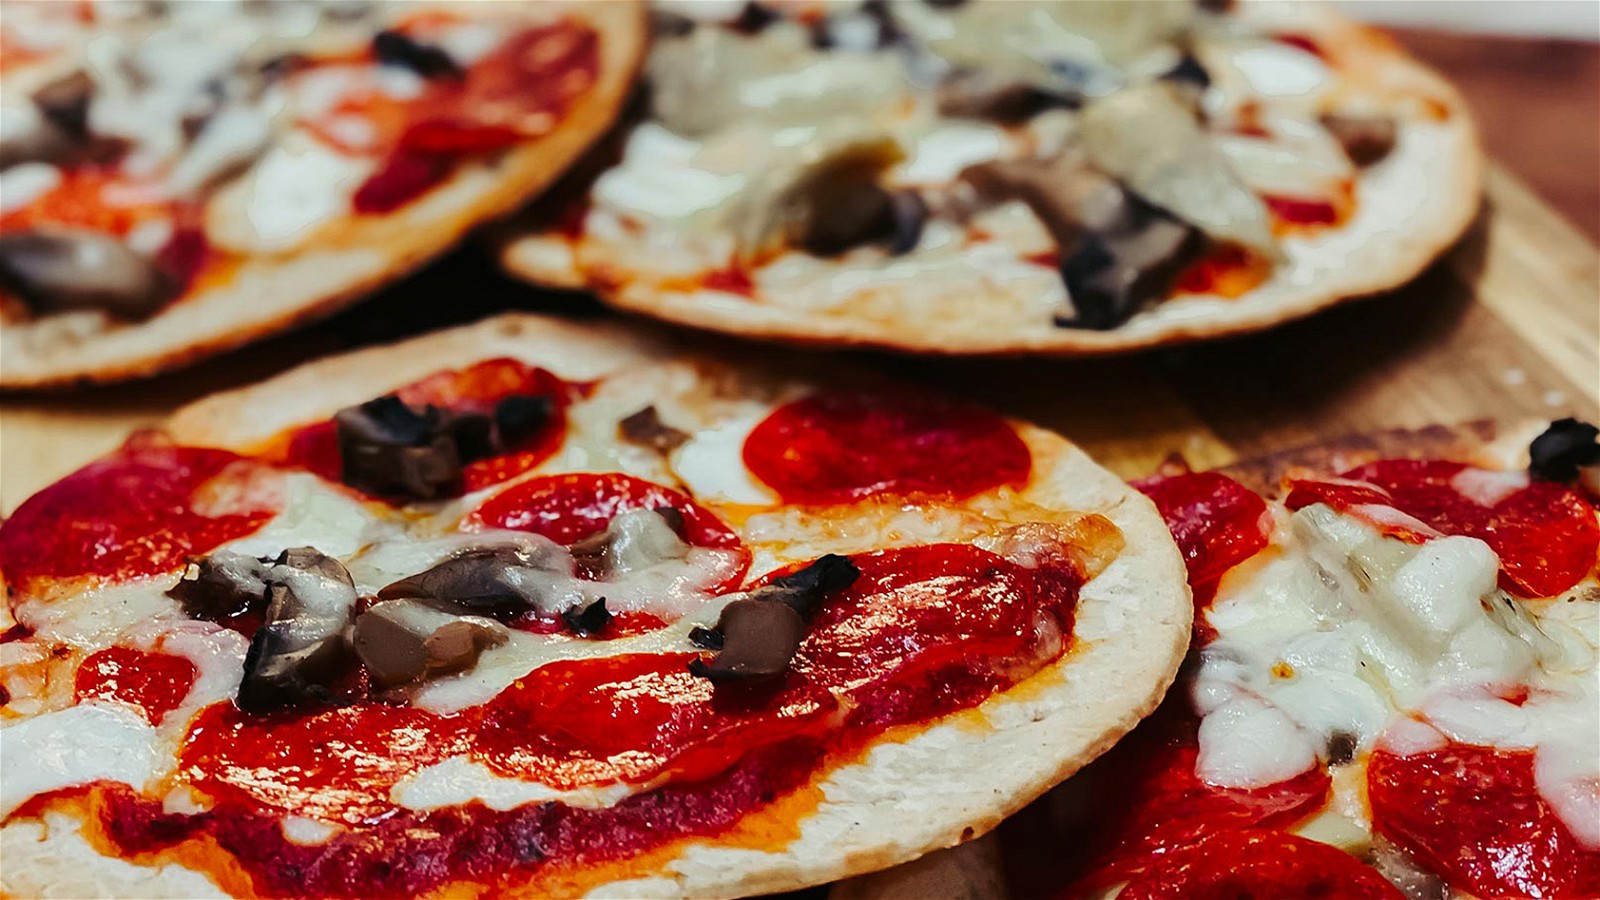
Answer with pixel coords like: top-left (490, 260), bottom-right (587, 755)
top-left (1080, 81), bottom-right (1277, 254)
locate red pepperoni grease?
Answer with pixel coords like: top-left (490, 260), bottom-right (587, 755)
top-left (90, 542), bottom-right (1083, 897)
top-left (0, 437), bottom-right (276, 592)
top-left (743, 391), bottom-right (1032, 504)
top-left (281, 358), bottom-right (568, 499)
top-left (74, 646), bottom-right (198, 725)
top-left (1286, 459), bottom-right (1600, 597)
top-left (1369, 742), bottom-right (1600, 898)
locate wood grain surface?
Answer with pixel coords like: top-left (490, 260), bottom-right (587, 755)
top-left (3, 165), bottom-right (1595, 513)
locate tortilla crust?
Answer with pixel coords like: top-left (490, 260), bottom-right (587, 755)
top-left (3, 314), bottom-right (1191, 899)
top-left (0, 1), bottom-right (645, 390)
top-left (498, 0), bottom-right (1481, 356)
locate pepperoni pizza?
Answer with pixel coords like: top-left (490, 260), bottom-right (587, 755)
top-left (0, 1), bottom-right (643, 387)
top-left (993, 420), bottom-right (1600, 899)
top-left (0, 314), bottom-right (1191, 899)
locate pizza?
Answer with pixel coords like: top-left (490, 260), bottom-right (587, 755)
top-left (951, 419), bottom-right (1598, 899)
top-left (0, 313), bottom-right (1190, 898)
top-left (0, 1), bottom-right (643, 388)
top-left (497, 0), bottom-right (1481, 355)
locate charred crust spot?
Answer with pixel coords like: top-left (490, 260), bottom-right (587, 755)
top-left (1528, 418), bottom-right (1600, 482)
top-left (561, 597), bottom-right (613, 637)
top-left (373, 30), bottom-right (462, 80)
top-left (618, 406), bottom-right (691, 454)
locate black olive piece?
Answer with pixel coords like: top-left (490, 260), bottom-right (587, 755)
top-left (730, 2), bottom-right (780, 34)
top-left (1326, 730), bottom-right (1359, 766)
top-left (167, 551), bottom-right (269, 620)
top-left (446, 411), bottom-right (496, 462)
top-left (31, 70), bottom-right (94, 136)
top-left (562, 597), bottom-right (613, 637)
top-left (688, 626), bottom-right (724, 650)
top-left (494, 394), bottom-right (555, 446)
top-left (236, 548), bottom-right (359, 714)
top-left (1054, 218), bottom-right (1201, 331)
top-left (1162, 54), bottom-right (1211, 90)
top-left (0, 230), bottom-right (176, 320)
top-left (885, 191), bottom-right (928, 256)
top-left (618, 405), bottom-right (691, 454)
top-left (372, 30), bottom-right (462, 80)
top-left (1528, 418), bottom-right (1600, 482)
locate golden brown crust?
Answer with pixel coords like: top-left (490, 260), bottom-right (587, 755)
top-left (0, 1), bottom-right (646, 390)
top-left (118, 313), bottom-right (1191, 899)
top-left (498, 0), bottom-right (1482, 357)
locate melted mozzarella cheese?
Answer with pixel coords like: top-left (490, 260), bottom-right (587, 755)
top-left (894, 122), bottom-right (1008, 186)
top-left (671, 413), bottom-right (779, 506)
top-left (594, 124), bottom-right (748, 223)
top-left (0, 162), bottom-right (62, 215)
top-left (392, 757), bottom-right (635, 813)
top-left (204, 129), bottom-right (372, 253)
top-left (20, 579), bottom-right (181, 648)
top-left (1197, 503), bottom-right (1600, 847)
top-left (0, 703), bottom-right (161, 817)
top-left (220, 473), bottom-right (385, 561)
top-left (1225, 42), bottom-right (1332, 99)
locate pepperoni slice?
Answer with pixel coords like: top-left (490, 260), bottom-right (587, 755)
top-left (74, 646), bottom-right (198, 725)
top-left (476, 653), bottom-right (835, 790)
top-left (1286, 459), bottom-right (1600, 597)
top-left (1003, 697), bottom-right (1330, 897)
top-left (1132, 471), bottom-right (1271, 612)
top-left (742, 392), bottom-right (1031, 505)
top-left (1369, 743), bottom-right (1600, 898)
top-left (0, 438), bottom-right (276, 592)
top-left (1116, 830), bottom-right (1403, 900)
top-left (795, 544), bottom-right (1078, 706)
top-left (281, 358), bottom-right (568, 499)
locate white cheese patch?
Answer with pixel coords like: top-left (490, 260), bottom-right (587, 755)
top-left (1195, 694), bottom-right (1319, 789)
top-left (0, 162), bottom-right (62, 214)
top-left (1449, 467), bottom-right (1530, 508)
top-left (281, 816), bottom-right (340, 846)
top-left (895, 122), bottom-right (1007, 186)
top-left (1227, 42), bottom-right (1331, 98)
top-left (392, 757), bottom-right (635, 813)
top-left (671, 414), bottom-right (778, 507)
top-left (594, 124), bottom-right (748, 224)
top-left (220, 473), bottom-right (385, 561)
top-left (19, 579), bottom-right (182, 649)
top-left (0, 703), bottom-right (161, 817)
top-left (204, 129), bottom-right (371, 254)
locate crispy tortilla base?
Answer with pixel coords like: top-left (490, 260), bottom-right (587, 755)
top-left (498, 0), bottom-right (1482, 356)
top-left (0, 1), bottom-right (645, 390)
top-left (2, 314), bottom-right (1190, 899)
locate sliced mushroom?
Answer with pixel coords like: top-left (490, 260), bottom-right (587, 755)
top-left (333, 392), bottom-right (555, 501)
top-left (372, 30), bottom-right (462, 80)
top-left (568, 507), bottom-right (692, 579)
top-left (1080, 82), bottom-right (1277, 254)
top-left (351, 598), bottom-right (508, 688)
top-left (1056, 213), bottom-right (1200, 330)
top-left (936, 70), bottom-right (1068, 123)
top-left (730, 129), bottom-right (909, 263)
top-left (1528, 418), bottom-right (1600, 483)
top-left (335, 396), bottom-right (462, 500)
top-left (962, 153), bottom-right (1127, 247)
top-left (619, 405), bottom-right (691, 454)
top-left (167, 551), bottom-right (270, 620)
top-left (0, 229), bottom-right (176, 319)
top-left (1320, 112), bottom-right (1397, 167)
top-left (689, 553), bottom-right (859, 681)
top-left (237, 547), bottom-right (360, 713)
top-left (378, 544), bottom-right (577, 619)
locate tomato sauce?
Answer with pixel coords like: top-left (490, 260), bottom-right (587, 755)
top-left (278, 358), bottom-right (569, 500)
top-left (700, 267), bottom-right (757, 298)
top-left (1286, 459), bottom-right (1600, 597)
top-left (743, 391), bottom-right (1032, 505)
top-left (85, 542), bottom-right (1084, 896)
top-left (0, 437), bottom-right (276, 593)
top-left (74, 646), bottom-right (198, 725)
top-left (1369, 742), bottom-right (1600, 898)
top-left (1171, 245), bottom-right (1273, 299)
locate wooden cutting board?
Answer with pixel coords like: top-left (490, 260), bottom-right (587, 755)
top-left (3, 165), bottom-right (1596, 513)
